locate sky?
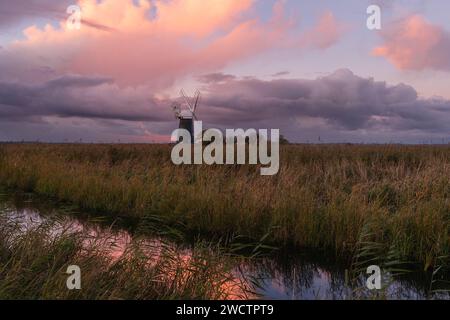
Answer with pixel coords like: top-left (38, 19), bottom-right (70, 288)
top-left (0, 0), bottom-right (449, 143)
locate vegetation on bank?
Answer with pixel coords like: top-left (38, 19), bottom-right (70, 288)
top-left (0, 215), bottom-right (251, 300)
top-left (0, 143), bottom-right (448, 268)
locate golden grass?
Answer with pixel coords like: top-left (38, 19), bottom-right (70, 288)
top-left (0, 143), bottom-right (448, 267)
top-left (0, 216), bottom-right (251, 300)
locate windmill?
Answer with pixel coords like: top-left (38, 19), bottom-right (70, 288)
top-left (172, 89), bottom-right (201, 143)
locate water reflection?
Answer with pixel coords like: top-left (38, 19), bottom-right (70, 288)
top-left (0, 193), bottom-right (448, 300)
top-left (247, 258), bottom-right (352, 299)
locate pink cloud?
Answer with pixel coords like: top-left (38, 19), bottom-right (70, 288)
top-left (2, 0), bottom-right (344, 89)
top-left (155, 0), bottom-right (255, 38)
top-left (373, 15), bottom-right (450, 71)
top-left (3, 0), bottom-right (280, 88)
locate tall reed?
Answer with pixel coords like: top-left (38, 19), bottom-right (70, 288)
top-left (0, 143), bottom-right (448, 267)
top-left (0, 215), bottom-right (252, 300)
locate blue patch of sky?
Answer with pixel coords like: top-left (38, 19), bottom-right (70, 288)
top-left (223, 0), bottom-right (450, 94)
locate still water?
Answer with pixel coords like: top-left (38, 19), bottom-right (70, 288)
top-left (0, 192), bottom-right (447, 300)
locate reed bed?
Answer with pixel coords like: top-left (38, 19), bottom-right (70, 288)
top-left (0, 215), bottom-right (251, 300)
top-left (0, 143), bottom-right (448, 268)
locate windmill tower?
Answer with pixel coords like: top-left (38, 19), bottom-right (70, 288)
top-left (172, 89), bottom-right (201, 143)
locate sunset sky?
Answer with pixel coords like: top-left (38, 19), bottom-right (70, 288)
top-left (0, 0), bottom-right (449, 143)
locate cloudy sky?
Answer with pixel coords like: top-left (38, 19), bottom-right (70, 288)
top-left (0, 0), bottom-right (449, 143)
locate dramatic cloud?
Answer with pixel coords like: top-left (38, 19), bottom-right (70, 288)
top-left (373, 15), bottom-right (450, 71)
top-left (0, 0), bottom-right (345, 89)
top-left (197, 69), bottom-right (450, 135)
top-left (0, 74), bottom-right (172, 122)
top-left (0, 73), bottom-right (174, 142)
top-left (1, 2), bottom-right (447, 143)
top-left (1, 70), bottom-right (449, 143)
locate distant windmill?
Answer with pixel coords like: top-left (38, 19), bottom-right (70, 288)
top-left (172, 89), bottom-right (201, 143)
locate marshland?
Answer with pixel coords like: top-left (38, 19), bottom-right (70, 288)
top-left (0, 143), bottom-right (449, 299)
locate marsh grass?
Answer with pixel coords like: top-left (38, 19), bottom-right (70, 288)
top-left (347, 217), bottom-right (416, 299)
top-left (428, 255), bottom-right (450, 298)
top-left (0, 215), bottom-right (255, 300)
top-left (0, 143), bottom-right (448, 268)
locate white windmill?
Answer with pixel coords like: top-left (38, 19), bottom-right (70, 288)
top-left (172, 89), bottom-right (201, 143)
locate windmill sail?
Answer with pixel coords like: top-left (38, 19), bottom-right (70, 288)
top-left (171, 89), bottom-right (201, 143)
